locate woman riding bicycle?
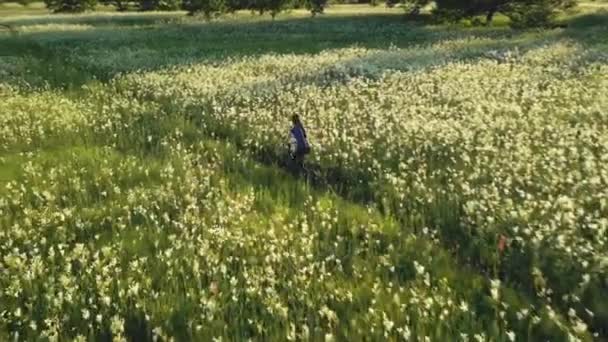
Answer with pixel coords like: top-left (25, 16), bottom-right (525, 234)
top-left (288, 114), bottom-right (310, 175)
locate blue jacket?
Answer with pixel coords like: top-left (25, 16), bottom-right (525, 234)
top-left (291, 123), bottom-right (308, 152)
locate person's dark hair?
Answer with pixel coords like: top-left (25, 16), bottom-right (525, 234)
top-left (291, 114), bottom-right (301, 125)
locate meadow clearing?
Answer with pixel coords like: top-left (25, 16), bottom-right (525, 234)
top-left (1, 2), bottom-right (608, 341)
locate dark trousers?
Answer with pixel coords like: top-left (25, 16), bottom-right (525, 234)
top-left (289, 151), bottom-right (306, 176)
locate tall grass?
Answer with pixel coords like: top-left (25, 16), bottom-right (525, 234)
top-left (1, 6), bottom-right (607, 341)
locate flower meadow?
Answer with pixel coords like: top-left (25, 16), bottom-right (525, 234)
top-left (1, 6), bottom-right (608, 341)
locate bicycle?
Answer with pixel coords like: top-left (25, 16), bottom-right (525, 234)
top-left (284, 144), bottom-right (337, 195)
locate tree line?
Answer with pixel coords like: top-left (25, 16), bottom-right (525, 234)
top-left (34, 0), bottom-right (328, 17)
top-left (3, 0), bottom-right (578, 28)
top-left (400, 0), bottom-right (577, 27)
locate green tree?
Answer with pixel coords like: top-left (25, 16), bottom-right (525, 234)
top-left (249, 0), bottom-right (290, 19)
top-left (100, 0), bottom-right (133, 11)
top-left (266, 0), bottom-right (289, 19)
top-left (432, 0), bottom-right (501, 23)
top-left (44, 0), bottom-right (97, 12)
top-left (138, 0), bottom-right (181, 10)
top-left (431, 0), bottom-right (576, 26)
top-left (183, 0), bottom-right (225, 17)
top-left (505, 0), bottom-right (576, 28)
top-left (246, 0), bottom-right (266, 14)
top-left (306, 0), bottom-right (325, 16)
top-left (224, 0), bottom-right (247, 12)
top-left (399, 0), bottom-right (431, 15)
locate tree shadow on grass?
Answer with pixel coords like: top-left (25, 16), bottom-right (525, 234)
top-left (1, 8), bottom-right (606, 340)
top-left (1, 9), bottom-right (606, 90)
top-left (562, 8), bottom-right (608, 45)
top-left (0, 12), bottom-right (531, 89)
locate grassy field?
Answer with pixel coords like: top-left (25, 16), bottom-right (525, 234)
top-left (1, 3), bottom-right (608, 341)
top-left (0, 2), bottom-right (47, 16)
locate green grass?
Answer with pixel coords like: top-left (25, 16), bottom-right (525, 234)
top-left (0, 2), bottom-right (47, 16)
top-left (1, 4), bottom-right (607, 341)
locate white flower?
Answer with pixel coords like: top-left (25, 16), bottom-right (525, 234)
top-left (582, 274), bottom-right (590, 284)
top-left (573, 321), bottom-right (587, 334)
top-left (399, 326), bottom-right (411, 340)
top-left (414, 261), bottom-right (425, 275)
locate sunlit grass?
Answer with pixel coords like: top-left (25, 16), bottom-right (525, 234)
top-left (1, 4), bottom-right (607, 341)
